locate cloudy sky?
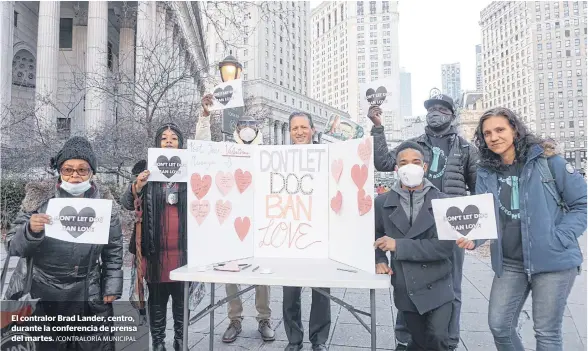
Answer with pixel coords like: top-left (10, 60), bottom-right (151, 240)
top-left (310, 0), bottom-right (492, 115)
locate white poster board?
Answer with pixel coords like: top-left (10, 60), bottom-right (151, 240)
top-left (210, 79), bottom-right (245, 111)
top-left (359, 78), bottom-right (396, 115)
top-left (186, 140), bottom-right (255, 267)
top-left (253, 145), bottom-right (329, 259)
top-left (44, 198), bottom-right (112, 244)
top-left (147, 148), bottom-right (188, 183)
top-left (431, 193), bottom-right (498, 240)
top-left (328, 137), bottom-right (375, 273)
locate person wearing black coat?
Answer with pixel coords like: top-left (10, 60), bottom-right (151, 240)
top-left (368, 94), bottom-right (477, 350)
top-left (374, 141), bottom-right (455, 351)
top-left (5, 136), bottom-right (123, 351)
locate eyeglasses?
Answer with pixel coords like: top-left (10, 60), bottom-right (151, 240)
top-left (427, 105), bottom-right (453, 115)
top-left (60, 168), bottom-right (91, 176)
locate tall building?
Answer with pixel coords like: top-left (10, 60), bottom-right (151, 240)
top-left (441, 63), bottom-right (462, 102)
top-left (401, 115), bottom-right (425, 140)
top-left (476, 44), bottom-right (483, 91)
top-left (202, 2), bottom-right (347, 144)
top-left (400, 67), bottom-right (412, 117)
top-left (310, 1), bottom-right (401, 142)
top-left (457, 91), bottom-right (484, 142)
top-left (480, 1), bottom-right (587, 171)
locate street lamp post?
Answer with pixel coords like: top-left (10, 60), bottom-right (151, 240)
top-left (218, 55), bottom-right (242, 83)
top-left (218, 55), bottom-right (243, 141)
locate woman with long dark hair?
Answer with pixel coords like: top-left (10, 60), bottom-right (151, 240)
top-left (458, 107), bottom-right (586, 351)
top-left (121, 123), bottom-right (189, 351)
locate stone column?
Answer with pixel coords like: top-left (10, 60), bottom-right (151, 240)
top-left (84, 1), bottom-right (108, 133)
top-left (276, 121), bottom-right (282, 145)
top-left (35, 1), bottom-right (60, 129)
top-left (118, 5), bottom-right (135, 121)
top-left (70, 4), bottom-right (87, 134)
top-left (0, 1), bottom-right (14, 115)
top-left (284, 125), bottom-right (291, 144)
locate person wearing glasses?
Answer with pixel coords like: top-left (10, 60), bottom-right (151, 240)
top-left (195, 94), bottom-right (275, 344)
top-left (5, 136), bottom-right (123, 351)
top-left (367, 94), bottom-right (479, 351)
top-left (121, 122), bottom-right (191, 351)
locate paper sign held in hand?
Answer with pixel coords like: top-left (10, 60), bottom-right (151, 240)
top-left (432, 193), bottom-right (498, 241)
top-left (209, 79), bottom-right (245, 111)
top-left (44, 198), bottom-right (113, 244)
top-left (148, 148), bottom-right (188, 183)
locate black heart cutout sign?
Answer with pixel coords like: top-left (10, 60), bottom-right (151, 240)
top-left (366, 86), bottom-right (388, 106)
top-left (445, 205), bottom-right (481, 236)
top-left (213, 85), bottom-right (234, 106)
top-left (156, 155), bottom-right (182, 179)
top-left (59, 206), bottom-right (97, 238)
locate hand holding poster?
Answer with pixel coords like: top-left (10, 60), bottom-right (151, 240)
top-left (359, 78), bottom-right (395, 115)
top-left (431, 193), bottom-right (498, 240)
top-left (210, 79), bottom-right (245, 111)
top-left (44, 198), bottom-right (113, 244)
top-left (323, 114), bottom-right (364, 142)
top-left (147, 148), bottom-right (188, 182)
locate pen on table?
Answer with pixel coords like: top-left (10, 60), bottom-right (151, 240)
top-left (252, 266), bottom-right (260, 272)
top-left (337, 268), bottom-right (357, 273)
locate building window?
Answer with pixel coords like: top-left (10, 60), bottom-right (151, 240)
top-left (357, 1), bottom-right (363, 16)
top-left (12, 49), bottom-right (36, 88)
top-left (107, 42), bottom-right (113, 71)
top-left (57, 118), bottom-right (71, 139)
top-left (13, 11), bottom-right (18, 27)
top-left (59, 18), bottom-right (73, 49)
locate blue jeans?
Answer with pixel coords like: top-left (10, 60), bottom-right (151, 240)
top-left (488, 268), bottom-right (577, 351)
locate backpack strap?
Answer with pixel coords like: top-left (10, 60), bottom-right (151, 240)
top-left (537, 156), bottom-right (569, 212)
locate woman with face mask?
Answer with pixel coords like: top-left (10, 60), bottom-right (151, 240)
top-left (5, 136), bottom-right (123, 351)
top-left (120, 123), bottom-right (194, 351)
top-left (458, 108), bottom-right (587, 351)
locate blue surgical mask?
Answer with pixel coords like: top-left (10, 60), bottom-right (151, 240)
top-left (60, 178), bottom-right (92, 196)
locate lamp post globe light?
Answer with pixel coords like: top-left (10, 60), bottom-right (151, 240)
top-left (218, 55), bottom-right (242, 82)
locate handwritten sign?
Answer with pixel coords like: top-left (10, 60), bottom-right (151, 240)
top-left (44, 198), bottom-right (112, 244)
top-left (432, 193), bottom-right (498, 240)
top-left (253, 145), bottom-right (329, 259)
top-left (147, 148), bottom-right (188, 182)
top-left (328, 137), bottom-right (375, 273)
top-left (186, 140), bottom-right (255, 267)
top-left (210, 79), bottom-right (245, 111)
top-left (359, 78), bottom-right (396, 115)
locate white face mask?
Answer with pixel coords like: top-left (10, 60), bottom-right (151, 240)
top-left (60, 178), bottom-right (92, 196)
top-left (239, 127), bottom-right (256, 142)
top-left (397, 164), bottom-right (425, 188)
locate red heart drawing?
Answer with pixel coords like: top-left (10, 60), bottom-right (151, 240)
top-left (190, 173), bottom-right (211, 200)
top-left (190, 199), bottom-right (210, 225)
top-left (357, 189), bottom-right (372, 216)
top-left (235, 169), bottom-right (252, 194)
top-left (234, 217), bottom-right (251, 242)
top-left (358, 137), bottom-right (372, 166)
top-left (216, 171), bottom-right (234, 196)
top-left (215, 200), bottom-right (232, 225)
top-left (331, 159), bottom-right (343, 183)
top-left (351, 164), bottom-right (368, 189)
top-left (330, 191), bottom-right (343, 214)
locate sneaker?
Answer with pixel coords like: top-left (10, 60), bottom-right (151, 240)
top-left (221, 319), bottom-right (242, 343)
top-left (258, 319), bottom-right (275, 341)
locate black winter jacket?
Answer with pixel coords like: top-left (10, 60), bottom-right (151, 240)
top-left (6, 179), bottom-right (124, 302)
top-left (371, 125), bottom-right (479, 196)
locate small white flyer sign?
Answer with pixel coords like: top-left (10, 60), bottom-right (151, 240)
top-left (210, 79), bottom-right (245, 111)
top-left (147, 148), bottom-right (188, 183)
top-left (432, 193), bottom-right (498, 241)
top-left (45, 198), bottom-right (113, 244)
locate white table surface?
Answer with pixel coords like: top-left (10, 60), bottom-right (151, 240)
top-left (170, 258), bottom-right (390, 289)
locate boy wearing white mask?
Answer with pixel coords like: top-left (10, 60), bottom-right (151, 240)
top-left (374, 141), bottom-right (455, 351)
top-left (195, 94), bottom-right (274, 344)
